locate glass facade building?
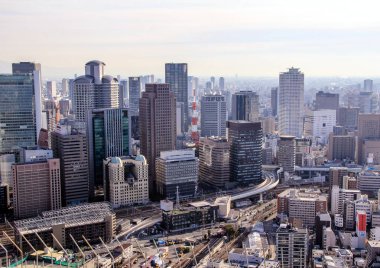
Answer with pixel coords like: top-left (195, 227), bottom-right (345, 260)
top-left (0, 74), bottom-right (37, 153)
top-left (165, 63), bottom-right (188, 132)
top-left (87, 108), bottom-right (129, 195)
top-left (227, 120), bottom-right (263, 185)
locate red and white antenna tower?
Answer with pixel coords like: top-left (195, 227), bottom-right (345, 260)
top-left (191, 88), bottom-right (199, 142)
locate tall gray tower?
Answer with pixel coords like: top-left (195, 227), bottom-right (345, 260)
top-left (165, 63), bottom-right (188, 133)
top-left (200, 94), bottom-right (227, 137)
top-left (279, 68), bottom-right (304, 137)
top-left (73, 61), bottom-right (119, 132)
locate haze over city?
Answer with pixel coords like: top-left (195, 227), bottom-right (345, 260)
top-left (3, 1), bottom-right (380, 267)
top-left (1, 0), bottom-right (380, 78)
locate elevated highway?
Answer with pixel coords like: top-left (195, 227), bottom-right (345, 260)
top-left (231, 171), bottom-right (279, 201)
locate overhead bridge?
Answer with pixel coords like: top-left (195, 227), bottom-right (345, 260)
top-left (231, 171), bottom-right (279, 201)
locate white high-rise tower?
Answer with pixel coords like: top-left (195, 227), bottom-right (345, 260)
top-left (279, 67), bottom-right (304, 137)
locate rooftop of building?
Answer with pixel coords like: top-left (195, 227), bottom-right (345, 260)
top-left (14, 202), bottom-right (114, 234)
top-left (278, 188), bottom-right (327, 202)
top-left (360, 165), bottom-right (380, 176)
top-left (105, 155), bottom-right (147, 166)
top-left (85, 60), bottom-right (106, 66)
top-left (202, 136), bottom-right (228, 143)
top-left (276, 223), bottom-right (307, 234)
top-left (368, 240), bottom-right (380, 248)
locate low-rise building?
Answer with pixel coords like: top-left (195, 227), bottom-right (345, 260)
top-left (366, 241), bottom-right (380, 266)
top-left (161, 201), bottom-right (218, 232)
top-left (229, 232), bottom-right (269, 267)
top-left (358, 165), bottom-right (380, 197)
top-left (14, 202), bottom-right (115, 250)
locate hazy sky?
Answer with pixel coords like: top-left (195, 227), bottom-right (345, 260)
top-left (1, 0), bottom-right (380, 79)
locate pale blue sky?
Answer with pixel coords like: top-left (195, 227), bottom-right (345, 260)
top-left (1, 0), bottom-right (380, 78)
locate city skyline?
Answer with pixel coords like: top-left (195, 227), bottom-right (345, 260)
top-left (1, 0), bottom-right (380, 78)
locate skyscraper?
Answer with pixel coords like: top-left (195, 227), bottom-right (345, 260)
top-left (46, 80), bottom-right (57, 100)
top-left (51, 126), bottom-right (89, 206)
top-left (219, 77), bottom-right (225, 90)
top-left (0, 62), bottom-right (42, 154)
top-left (231, 91), bottom-right (260, 122)
top-left (364, 79), bottom-right (373, 91)
top-left (227, 120), bottom-right (262, 184)
top-left (12, 62), bottom-right (41, 74)
top-left (61, 78), bottom-right (69, 97)
top-left (200, 94), bottom-right (227, 137)
top-left (271, 87), bottom-right (278, 116)
top-left (199, 137), bottom-right (230, 188)
top-left (128, 77), bottom-right (141, 116)
top-left (87, 108), bottom-right (129, 194)
top-left (358, 114), bottom-right (380, 164)
top-left (337, 107), bottom-right (359, 131)
top-left (327, 134), bottom-right (356, 161)
top-left (13, 158), bottom-right (61, 219)
top-left (73, 61), bottom-right (119, 132)
top-left (139, 84), bottom-right (176, 196)
top-left (279, 68), bottom-right (304, 137)
top-left (165, 63), bottom-right (188, 132)
top-left (315, 91), bottom-right (339, 111)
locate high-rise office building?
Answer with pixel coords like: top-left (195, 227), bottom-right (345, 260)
top-left (364, 79), bottom-right (373, 92)
top-left (46, 80), bottom-right (57, 100)
top-left (119, 79), bottom-right (128, 108)
top-left (0, 154), bottom-right (15, 186)
top-left (156, 150), bottom-right (198, 199)
top-left (13, 158), bottom-right (61, 219)
top-left (279, 68), bottom-right (304, 137)
top-left (271, 87), bottom-right (278, 116)
top-left (277, 188), bottom-right (327, 227)
top-left (277, 136), bottom-right (296, 174)
top-left (359, 91), bottom-right (378, 114)
top-left (140, 84), bottom-right (176, 196)
top-left (227, 121), bottom-right (262, 184)
top-left (103, 156), bottom-right (149, 208)
top-left (87, 108), bottom-right (129, 194)
top-left (73, 61), bottom-right (119, 131)
top-left (311, 109), bottom-right (336, 144)
top-left (358, 114), bottom-right (380, 164)
top-left (199, 137), bottom-right (230, 188)
top-left (165, 63), bottom-right (188, 132)
top-left (61, 78), bottom-right (69, 97)
top-left (0, 62), bottom-right (42, 154)
top-left (59, 99), bottom-right (70, 117)
top-left (327, 134), bottom-right (356, 161)
top-left (128, 77), bottom-right (141, 116)
top-left (337, 107), bottom-right (359, 131)
top-left (329, 167), bottom-right (349, 190)
top-left (231, 91), bottom-right (260, 122)
top-left (12, 62), bottom-right (41, 74)
top-left (51, 126), bottom-right (89, 206)
top-left (276, 224), bottom-right (308, 268)
top-left (329, 167), bottom-right (349, 210)
top-left (315, 91), bottom-right (339, 111)
top-left (210, 76), bottom-right (215, 89)
top-left (219, 77), bottom-right (225, 90)
top-left (200, 94), bottom-right (227, 137)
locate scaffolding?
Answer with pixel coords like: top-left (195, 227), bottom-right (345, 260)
top-left (14, 202), bottom-right (115, 235)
